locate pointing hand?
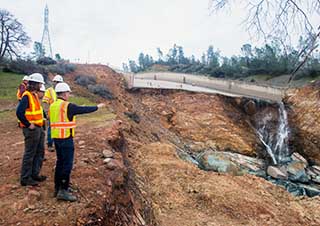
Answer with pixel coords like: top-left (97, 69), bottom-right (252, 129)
top-left (97, 103), bottom-right (106, 109)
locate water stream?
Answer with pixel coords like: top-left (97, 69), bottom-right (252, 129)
top-left (256, 102), bottom-right (290, 165)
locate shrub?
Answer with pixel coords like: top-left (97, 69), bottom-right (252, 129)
top-left (47, 63), bottom-right (76, 75)
top-left (74, 74), bottom-right (96, 87)
top-left (88, 84), bottom-right (113, 99)
top-left (3, 59), bottom-right (48, 77)
top-left (36, 57), bottom-right (57, 65)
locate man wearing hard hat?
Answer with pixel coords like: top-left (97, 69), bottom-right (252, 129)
top-left (50, 82), bottom-right (105, 201)
top-left (16, 73), bottom-right (47, 186)
top-left (16, 75), bottom-right (29, 101)
top-left (43, 75), bottom-right (64, 152)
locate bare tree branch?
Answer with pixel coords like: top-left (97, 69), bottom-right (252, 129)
top-left (0, 9), bottom-right (30, 63)
top-left (209, 0), bottom-right (320, 79)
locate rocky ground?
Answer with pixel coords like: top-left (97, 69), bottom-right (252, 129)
top-left (0, 64), bottom-right (320, 225)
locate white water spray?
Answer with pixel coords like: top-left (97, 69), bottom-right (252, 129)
top-left (256, 102), bottom-right (290, 165)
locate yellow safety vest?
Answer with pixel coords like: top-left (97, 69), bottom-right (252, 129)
top-left (20, 91), bottom-right (44, 127)
top-left (43, 87), bottom-right (57, 105)
top-left (50, 99), bottom-right (76, 139)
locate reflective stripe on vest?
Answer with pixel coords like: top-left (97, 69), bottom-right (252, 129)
top-left (20, 91), bottom-right (44, 127)
top-left (43, 87), bottom-right (57, 104)
top-left (50, 99), bottom-right (76, 139)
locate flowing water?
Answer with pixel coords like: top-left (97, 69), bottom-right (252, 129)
top-left (256, 102), bottom-right (290, 165)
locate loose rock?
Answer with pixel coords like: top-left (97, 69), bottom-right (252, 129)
top-left (267, 166), bottom-right (288, 180)
top-left (102, 149), bottom-right (114, 158)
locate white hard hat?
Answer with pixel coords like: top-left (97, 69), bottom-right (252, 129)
top-left (22, 75), bottom-right (29, 81)
top-left (55, 82), bottom-right (71, 93)
top-left (40, 84), bottom-right (46, 92)
top-left (28, 73), bottom-right (45, 84)
top-left (52, 75), bottom-right (63, 82)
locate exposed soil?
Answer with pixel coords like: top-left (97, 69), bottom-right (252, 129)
top-left (1, 64), bottom-right (320, 226)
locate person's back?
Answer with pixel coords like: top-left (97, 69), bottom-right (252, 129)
top-left (49, 82), bottom-right (105, 201)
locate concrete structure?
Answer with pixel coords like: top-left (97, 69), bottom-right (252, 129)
top-left (125, 72), bottom-right (285, 102)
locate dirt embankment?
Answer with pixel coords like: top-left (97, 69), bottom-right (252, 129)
top-left (286, 81), bottom-right (320, 164)
top-left (1, 64), bottom-right (320, 226)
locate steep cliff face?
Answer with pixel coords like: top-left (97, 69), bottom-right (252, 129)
top-left (286, 81), bottom-right (320, 164)
top-left (137, 91), bottom-right (262, 156)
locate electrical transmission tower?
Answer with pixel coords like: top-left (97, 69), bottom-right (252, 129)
top-left (41, 4), bottom-right (53, 58)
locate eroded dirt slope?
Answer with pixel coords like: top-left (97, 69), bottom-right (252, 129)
top-left (286, 81), bottom-right (320, 164)
top-left (2, 64), bottom-right (320, 226)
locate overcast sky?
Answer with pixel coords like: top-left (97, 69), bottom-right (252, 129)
top-left (2, 0), bottom-right (260, 67)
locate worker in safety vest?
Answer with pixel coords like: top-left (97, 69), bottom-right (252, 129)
top-left (43, 75), bottom-right (64, 152)
top-left (16, 75), bottom-right (29, 101)
top-left (50, 82), bottom-right (105, 201)
top-left (16, 73), bottom-right (46, 186)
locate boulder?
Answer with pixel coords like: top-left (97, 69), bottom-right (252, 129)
top-left (244, 100), bottom-right (257, 115)
top-left (197, 151), bottom-right (243, 175)
top-left (306, 167), bottom-right (317, 178)
top-left (222, 151), bottom-right (265, 171)
top-left (311, 175), bottom-right (320, 184)
top-left (287, 161), bottom-right (309, 183)
top-left (311, 165), bottom-right (320, 175)
top-left (103, 158), bottom-right (112, 164)
top-left (299, 184), bottom-right (320, 197)
top-left (291, 152), bottom-right (308, 166)
top-left (267, 166), bottom-right (288, 180)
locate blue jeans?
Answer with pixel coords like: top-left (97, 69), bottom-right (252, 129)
top-left (47, 120), bottom-right (53, 147)
top-left (54, 137), bottom-right (74, 191)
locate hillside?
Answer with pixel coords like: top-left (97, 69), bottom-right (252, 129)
top-left (0, 65), bottom-right (320, 225)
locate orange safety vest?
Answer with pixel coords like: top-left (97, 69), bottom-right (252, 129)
top-left (50, 99), bottom-right (76, 139)
top-left (19, 91), bottom-right (44, 127)
top-left (16, 83), bottom-right (27, 100)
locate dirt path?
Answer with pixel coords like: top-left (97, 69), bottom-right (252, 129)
top-left (0, 106), bottom-right (118, 225)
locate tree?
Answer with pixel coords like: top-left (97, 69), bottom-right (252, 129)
top-left (122, 63), bottom-right (129, 72)
top-left (55, 53), bottom-right (62, 61)
top-left (128, 60), bottom-right (139, 73)
top-left (210, 1), bottom-right (319, 41)
top-left (33, 41), bottom-right (45, 59)
top-left (209, 0), bottom-right (320, 80)
top-left (138, 52), bottom-right (145, 70)
top-left (167, 44), bottom-right (178, 65)
top-left (207, 45), bottom-right (220, 67)
top-left (157, 47), bottom-right (163, 63)
top-left (0, 9), bottom-right (30, 63)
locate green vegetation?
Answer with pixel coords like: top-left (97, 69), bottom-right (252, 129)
top-left (125, 40), bottom-right (320, 81)
top-left (68, 95), bottom-right (115, 125)
top-left (69, 96), bottom-right (96, 106)
top-left (0, 72), bottom-right (23, 101)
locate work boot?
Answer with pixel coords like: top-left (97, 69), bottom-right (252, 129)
top-left (20, 178), bottom-right (39, 186)
top-left (32, 175), bottom-right (47, 182)
top-left (56, 189), bottom-right (77, 202)
top-left (54, 187), bottom-right (73, 197)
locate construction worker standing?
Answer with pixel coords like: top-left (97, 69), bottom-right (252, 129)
top-left (16, 75), bottom-right (29, 101)
top-left (43, 75), bottom-right (64, 152)
top-left (16, 73), bottom-right (47, 186)
top-left (50, 82), bottom-right (105, 201)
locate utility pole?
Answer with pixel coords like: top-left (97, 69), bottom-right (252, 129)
top-left (41, 4), bottom-right (53, 58)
